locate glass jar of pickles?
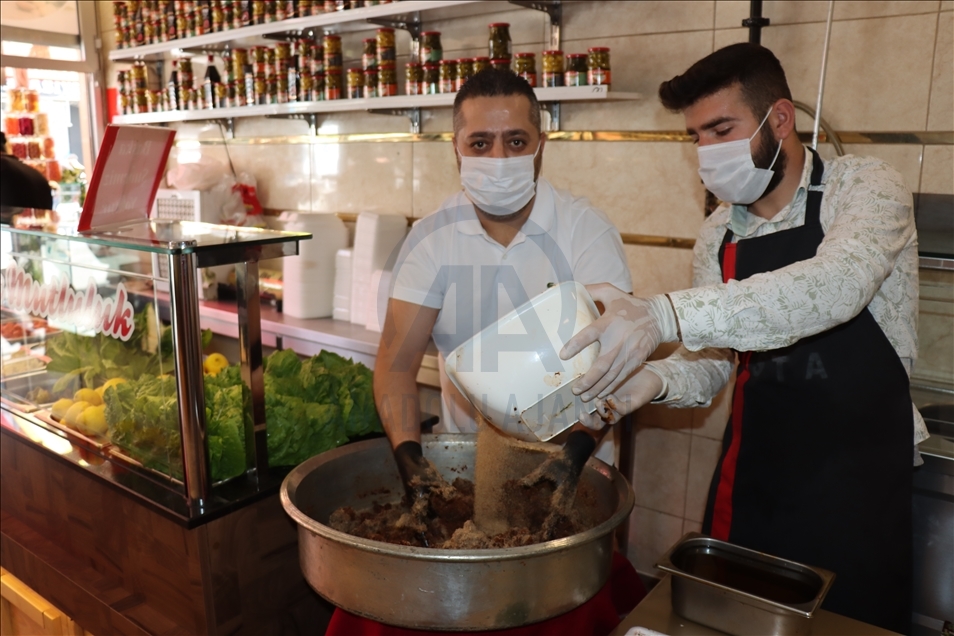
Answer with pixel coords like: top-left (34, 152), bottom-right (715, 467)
top-left (362, 38), bottom-right (377, 70)
top-left (377, 28), bottom-right (396, 65)
top-left (456, 58), bottom-right (474, 90)
top-left (364, 68), bottom-right (378, 98)
top-left (378, 63), bottom-right (397, 96)
top-left (323, 34), bottom-right (342, 69)
top-left (347, 67), bottom-right (364, 99)
top-left (439, 59), bottom-right (457, 93)
top-left (565, 53), bottom-right (587, 86)
top-left (488, 23), bottom-right (511, 61)
top-left (473, 57), bottom-right (490, 74)
top-left (405, 62), bottom-right (423, 96)
top-left (325, 69), bottom-right (342, 100)
top-left (423, 63), bottom-right (440, 95)
top-left (514, 52), bottom-right (536, 87)
top-left (420, 31), bottom-right (442, 64)
top-left (587, 47), bottom-right (611, 86)
top-left (542, 50), bottom-right (564, 87)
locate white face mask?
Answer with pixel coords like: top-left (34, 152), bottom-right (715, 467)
top-left (697, 107), bottom-right (783, 205)
top-left (457, 140), bottom-right (541, 217)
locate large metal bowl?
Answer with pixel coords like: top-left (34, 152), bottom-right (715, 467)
top-left (280, 434), bottom-right (634, 631)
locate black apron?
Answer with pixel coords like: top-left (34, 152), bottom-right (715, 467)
top-left (701, 148), bottom-right (913, 633)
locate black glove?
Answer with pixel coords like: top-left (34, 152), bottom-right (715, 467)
top-left (563, 430), bottom-right (597, 477)
top-left (394, 441), bottom-right (428, 499)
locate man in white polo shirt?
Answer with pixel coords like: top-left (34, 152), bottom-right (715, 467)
top-left (373, 69), bottom-right (632, 491)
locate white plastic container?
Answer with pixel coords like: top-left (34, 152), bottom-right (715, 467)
top-left (280, 212), bottom-right (348, 319)
top-left (444, 281), bottom-right (601, 442)
top-left (332, 248), bottom-right (353, 322)
top-left (350, 213), bottom-right (407, 326)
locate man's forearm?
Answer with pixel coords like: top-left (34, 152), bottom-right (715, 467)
top-left (374, 371), bottom-right (423, 449)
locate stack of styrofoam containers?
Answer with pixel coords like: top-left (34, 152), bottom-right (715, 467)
top-left (364, 269), bottom-right (393, 332)
top-left (332, 249), bottom-right (353, 322)
top-left (280, 212), bottom-right (349, 319)
top-left (350, 213), bottom-right (407, 327)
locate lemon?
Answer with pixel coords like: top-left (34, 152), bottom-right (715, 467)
top-left (80, 404), bottom-right (108, 436)
top-left (63, 401), bottom-right (90, 429)
top-left (204, 353), bottom-right (229, 376)
top-left (74, 388), bottom-right (103, 407)
top-left (51, 398), bottom-right (74, 420)
top-left (95, 386), bottom-right (107, 399)
top-left (103, 378), bottom-right (127, 390)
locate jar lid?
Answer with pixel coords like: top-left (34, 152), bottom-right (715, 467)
top-left (421, 30), bottom-right (441, 36)
top-left (376, 27), bottom-right (394, 33)
top-left (405, 61), bottom-right (423, 67)
top-left (566, 53), bottom-right (587, 58)
top-left (423, 63), bottom-right (439, 69)
top-left (515, 52), bottom-right (535, 57)
top-left (587, 47), bottom-right (611, 52)
top-left (378, 62), bottom-right (396, 68)
top-left (473, 56), bottom-right (490, 61)
top-left (490, 58), bottom-right (511, 63)
top-left (363, 38), bottom-right (376, 43)
top-left (324, 34), bottom-right (341, 39)
top-left (543, 50), bottom-right (564, 55)
top-left (439, 59), bottom-right (456, 65)
top-left (488, 22), bottom-right (510, 27)
top-left (457, 57), bottom-right (473, 63)
top-left (363, 68), bottom-right (377, 74)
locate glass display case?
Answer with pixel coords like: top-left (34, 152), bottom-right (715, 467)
top-left (0, 218), bottom-right (309, 517)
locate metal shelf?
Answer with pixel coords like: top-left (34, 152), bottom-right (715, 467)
top-left (108, 0), bottom-right (482, 62)
top-left (111, 86), bottom-right (640, 126)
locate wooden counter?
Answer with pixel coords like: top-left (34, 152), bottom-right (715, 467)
top-left (0, 412), bottom-right (334, 635)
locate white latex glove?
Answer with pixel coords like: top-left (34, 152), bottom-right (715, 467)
top-left (561, 284), bottom-right (679, 401)
top-left (578, 366), bottom-right (665, 430)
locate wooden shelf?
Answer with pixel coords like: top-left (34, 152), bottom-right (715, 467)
top-left (112, 85), bottom-right (641, 125)
top-left (108, 0), bottom-right (482, 62)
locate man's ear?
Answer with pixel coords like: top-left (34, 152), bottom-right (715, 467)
top-left (773, 99), bottom-right (797, 141)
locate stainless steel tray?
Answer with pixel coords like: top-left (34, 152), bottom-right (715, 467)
top-left (656, 533), bottom-right (835, 636)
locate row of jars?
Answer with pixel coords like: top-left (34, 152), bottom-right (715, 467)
top-left (113, 0), bottom-right (393, 49)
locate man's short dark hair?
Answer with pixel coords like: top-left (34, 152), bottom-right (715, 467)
top-left (658, 43), bottom-right (793, 120)
top-left (453, 68), bottom-right (541, 133)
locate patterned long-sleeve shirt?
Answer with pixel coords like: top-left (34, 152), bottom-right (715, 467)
top-left (646, 147), bottom-right (928, 453)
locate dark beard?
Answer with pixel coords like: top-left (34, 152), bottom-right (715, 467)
top-left (753, 125), bottom-right (787, 198)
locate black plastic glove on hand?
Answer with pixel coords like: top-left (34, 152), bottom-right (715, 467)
top-left (520, 431), bottom-right (597, 539)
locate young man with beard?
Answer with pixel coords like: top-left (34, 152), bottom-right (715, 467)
top-left (562, 43), bottom-right (921, 632)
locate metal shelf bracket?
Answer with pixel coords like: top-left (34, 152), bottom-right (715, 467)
top-left (264, 112), bottom-right (319, 135)
top-left (368, 107), bottom-right (422, 134)
top-left (509, 0), bottom-right (561, 50)
top-left (368, 11), bottom-right (423, 60)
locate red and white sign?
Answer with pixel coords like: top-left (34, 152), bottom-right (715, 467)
top-left (3, 263), bottom-right (136, 342)
top-left (78, 124), bottom-right (176, 232)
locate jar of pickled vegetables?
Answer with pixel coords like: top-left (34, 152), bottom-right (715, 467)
top-left (376, 28), bottom-right (395, 65)
top-left (439, 59), bottom-right (457, 93)
top-left (488, 23), bottom-right (511, 61)
top-left (587, 47), bottom-right (610, 86)
top-left (347, 67), bottom-right (363, 99)
top-left (473, 57), bottom-right (489, 74)
top-left (423, 63), bottom-right (439, 95)
top-left (323, 34), bottom-right (342, 69)
top-left (378, 63), bottom-right (397, 96)
top-left (405, 62), bottom-right (423, 96)
top-left (542, 50), bottom-right (564, 87)
top-left (325, 69), bottom-right (342, 100)
top-left (362, 38), bottom-right (377, 69)
top-left (565, 53), bottom-right (587, 86)
top-left (420, 31), bottom-right (442, 64)
top-left (514, 52), bottom-right (536, 87)
top-left (364, 68), bottom-right (378, 98)
top-left (9, 88), bottom-right (25, 112)
top-left (25, 90), bottom-right (40, 113)
top-left (456, 58), bottom-right (474, 90)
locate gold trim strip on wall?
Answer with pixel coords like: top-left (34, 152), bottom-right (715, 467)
top-left (178, 130), bottom-right (952, 146)
top-left (308, 212), bottom-right (696, 249)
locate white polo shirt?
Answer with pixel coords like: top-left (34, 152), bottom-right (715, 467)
top-left (390, 178), bottom-right (632, 463)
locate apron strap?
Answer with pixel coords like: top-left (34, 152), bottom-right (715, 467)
top-left (804, 147), bottom-right (825, 228)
